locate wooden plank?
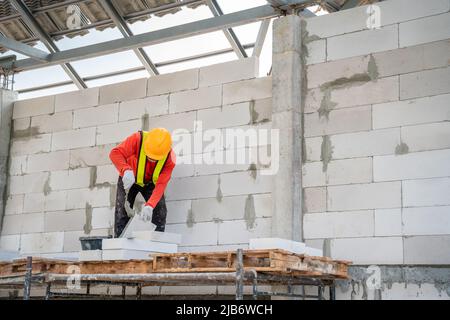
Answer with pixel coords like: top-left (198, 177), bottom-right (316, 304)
top-left (0, 249), bottom-right (351, 280)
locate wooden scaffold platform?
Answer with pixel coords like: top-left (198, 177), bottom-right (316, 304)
top-left (0, 249), bottom-right (351, 300)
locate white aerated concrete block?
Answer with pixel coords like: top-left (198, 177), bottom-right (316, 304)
top-left (218, 218), bottom-right (271, 245)
top-left (327, 182), bottom-right (401, 211)
top-left (4, 194), bottom-right (24, 215)
top-left (119, 215), bottom-right (156, 238)
top-left (374, 209), bottom-right (402, 237)
top-left (179, 244), bottom-right (247, 253)
top-left (305, 247), bottom-right (323, 257)
top-left (0, 235), bottom-right (20, 252)
top-left (400, 67), bottom-right (450, 100)
top-left (73, 103), bottom-right (118, 128)
top-left (220, 171), bottom-right (272, 196)
top-left (402, 122), bottom-right (450, 153)
top-left (400, 12), bottom-right (450, 48)
top-left (169, 85), bottom-right (222, 113)
top-left (324, 128), bottom-right (400, 161)
top-left (307, 55), bottom-right (371, 89)
top-left (403, 177), bottom-right (450, 207)
top-left (9, 155), bottom-right (27, 176)
top-left (102, 238), bottom-right (177, 253)
top-left (65, 187), bottom-right (111, 209)
top-left (95, 165), bottom-right (117, 185)
top-left (305, 77), bottom-right (399, 113)
top-left (54, 88), bottom-right (99, 112)
top-left (1, 213), bottom-right (44, 235)
top-left (199, 57), bottom-right (258, 87)
top-left (306, 40), bottom-right (326, 65)
top-left (331, 237), bottom-right (403, 265)
top-left (303, 187), bottom-right (326, 213)
top-left (20, 232), bottom-right (64, 254)
top-left (13, 117), bottom-right (30, 132)
top-left (9, 172), bottom-right (49, 195)
top-left (373, 94), bottom-right (450, 129)
top-left (131, 231), bottom-right (182, 245)
top-left (374, 149), bottom-right (450, 181)
top-left (49, 167), bottom-right (91, 190)
top-left (304, 105), bottom-right (372, 137)
top-left (69, 144), bottom-right (114, 168)
top-left (102, 249), bottom-right (153, 261)
top-left (13, 96), bottom-right (54, 119)
top-left (302, 157), bottom-right (372, 187)
top-left (147, 68), bottom-right (198, 96)
top-left (165, 200), bottom-right (191, 224)
top-left (23, 193), bottom-right (45, 213)
top-left (118, 95), bottom-right (168, 121)
top-left (249, 238), bottom-right (306, 254)
top-left (10, 134), bottom-right (51, 156)
top-left (165, 222), bottom-right (218, 246)
top-left (91, 207), bottom-right (114, 229)
top-left (99, 78), bottom-right (147, 104)
top-left (147, 111), bottom-right (197, 133)
top-left (52, 127), bottom-right (97, 151)
top-left (373, 40), bottom-right (450, 78)
top-left (30, 111), bottom-right (73, 133)
top-left (404, 235), bottom-right (450, 264)
top-left (44, 191), bottom-right (67, 212)
top-left (26, 151), bottom-right (70, 173)
top-left (304, 210), bottom-right (374, 239)
top-left (96, 119), bottom-right (141, 145)
top-left (403, 206), bottom-right (450, 236)
top-left (197, 102), bottom-right (252, 130)
top-left (44, 210), bottom-right (86, 232)
top-left (79, 250), bottom-right (102, 261)
top-left (166, 175), bottom-right (219, 201)
top-left (327, 25), bottom-right (398, 61)
top-left (223, 77), bottom-right (272, 105)
top-left (194, 195), bottom-right (245, 223)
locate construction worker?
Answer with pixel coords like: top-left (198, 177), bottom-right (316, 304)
top-left (109, 127), bottom-right (176, 237)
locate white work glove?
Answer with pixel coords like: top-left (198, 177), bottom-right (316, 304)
top-left (122, 170), bottom-right (135, 190)
top-left (140, 205), bottom-right (153, 222)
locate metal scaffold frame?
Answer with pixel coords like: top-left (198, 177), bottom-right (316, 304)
top-left (1, 249), bottom-right (342, 300)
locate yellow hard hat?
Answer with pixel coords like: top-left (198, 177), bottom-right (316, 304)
top-left (144, 128), bottom-right (172, 160)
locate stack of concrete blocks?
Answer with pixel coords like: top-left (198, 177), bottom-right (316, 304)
top-left (79, 230), bottom-right (181, 261)
top-left (249, 238), bottom-right (323, 256)
top-left (301, 0), bottom-right (450, 299)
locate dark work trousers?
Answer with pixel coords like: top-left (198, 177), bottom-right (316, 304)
top-left (114, 176), bottom-right (167, 237)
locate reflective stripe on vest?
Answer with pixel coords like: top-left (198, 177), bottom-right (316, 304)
top-left (136, 131), bottom-right (169, 187)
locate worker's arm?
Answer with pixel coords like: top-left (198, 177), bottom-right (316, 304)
top-left (147, 150), bottom-right (176, 208)
top-left (109, 132), bottom-right (140, 176)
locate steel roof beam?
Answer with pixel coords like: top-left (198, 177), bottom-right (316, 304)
top-left (98, 0), bottom-right (159, 76)
top-left (10, 0), bottom-right (87, 89)
top-left (206, 0), bottom-right (247, 59)
top-left (252, 19), bottom-right (271, 57)
top-left (11, 4), bottom-right (283, 72)
top-left (0, 34), bottom-right (49, 61)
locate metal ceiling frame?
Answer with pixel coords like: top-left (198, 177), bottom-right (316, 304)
top-left (98, 0), bottom-right (159, 76)
top-left (10, 0), bottom-right (87, 89)
top-left (0, 0), bottom-right (318, 94)
top-left (206, 0), bottom-right (248, 59)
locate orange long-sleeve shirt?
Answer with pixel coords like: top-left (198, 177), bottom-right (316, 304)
top-left (109, 132), bottom-right (176, 208)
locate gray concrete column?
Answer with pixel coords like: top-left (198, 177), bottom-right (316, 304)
top-left (0, 89), bottom-right (18, 232)
top-left (271, 15), bottom-right (303, 241)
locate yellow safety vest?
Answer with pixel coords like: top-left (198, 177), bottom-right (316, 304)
top-left (136, 131), bottom-right (169, 187)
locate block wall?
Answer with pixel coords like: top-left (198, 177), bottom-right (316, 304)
top-left (302, 0), bottom-right (450, 268)
top-left (0, 57), bottom-right (274, 257)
